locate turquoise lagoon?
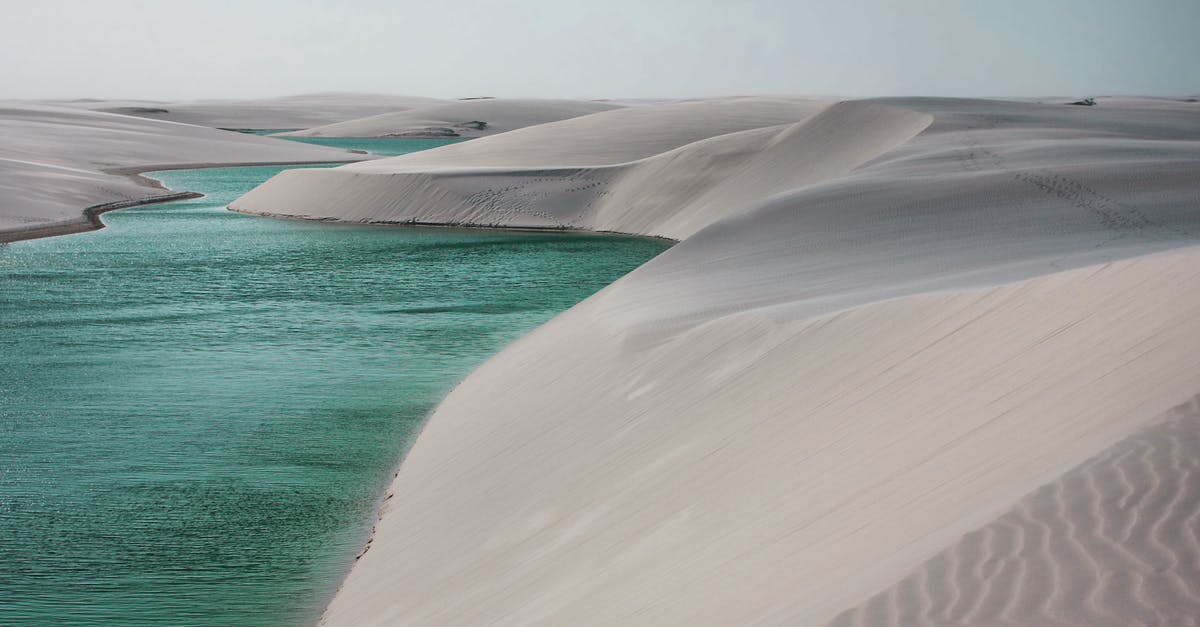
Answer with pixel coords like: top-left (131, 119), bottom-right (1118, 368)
top-left (0, 141), bottom-right (668, 625)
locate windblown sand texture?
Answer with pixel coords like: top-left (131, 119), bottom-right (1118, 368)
top-left (828, 395), bottom-right (1200, 627)
top-left (221, 94), bottom-right (1200, 624)
top-left (0, 103), bottom-right (366, 242)
top-left (279, 98), bottom-right (624, 138)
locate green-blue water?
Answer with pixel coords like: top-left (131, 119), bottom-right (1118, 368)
top-left (0, 142), bottom-right (668, 625)
top-left (279, 137), bottom-right (465, 156)
top-left (233, 130), bottom-right (462, 157)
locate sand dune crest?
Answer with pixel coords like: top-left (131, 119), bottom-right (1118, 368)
top-left (232, 100), bottom-right (931, 240)
top-left (278, 98), bottom-right (623, 139)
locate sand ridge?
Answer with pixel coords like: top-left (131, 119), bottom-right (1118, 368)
top-left (278, 98), bottom-right (624, 139)
top-left (232, 98), bottom-right (928, 239)
top-left (342, 95), bottom-right (835, 168)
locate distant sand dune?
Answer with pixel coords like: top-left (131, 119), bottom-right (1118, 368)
top-left (829, 395), bottom-right (1200, 627)
top-left (342, 95), bottom-right (833, 168)
top-left (278, 98), bottom-right (623, 139)
top-left (39, 92), bottom-right (447, 129)
top-left (232, 99), bottom-right (927, 239)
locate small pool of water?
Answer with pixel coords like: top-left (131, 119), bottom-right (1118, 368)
top-left (0, 143), bottom-right (668, 625)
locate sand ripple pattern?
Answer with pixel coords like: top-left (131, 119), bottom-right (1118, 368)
top-left (828, 396), bottom-right (1200, 627)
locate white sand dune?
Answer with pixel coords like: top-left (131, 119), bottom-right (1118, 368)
top-left (232, 96), bottom-right (845, 234)
top-left (278, 98), bottom-right (624, 138)
top-left (0, 104), bottom-right (366, 242)
top-left (42, 92), bottom-right (446, 129)
top-left (231, 95), bottom-right (1200, 625)
top-left (334, 95), bottom-right (832, 168)
top-left (323, 247), bottom-right (1200, 627)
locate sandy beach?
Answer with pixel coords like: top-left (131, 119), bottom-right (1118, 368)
top-left (230, 95), bottom-right (1200, 625)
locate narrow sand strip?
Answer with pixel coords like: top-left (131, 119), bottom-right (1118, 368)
top-left (0, 103), bottom-right (367, 241)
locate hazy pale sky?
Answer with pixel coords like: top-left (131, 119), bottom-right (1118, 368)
top-left (2, 0), bottom-right (1196, 100)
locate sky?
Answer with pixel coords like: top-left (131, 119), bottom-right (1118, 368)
top-left (1, 0), bottom-right (1196, 100)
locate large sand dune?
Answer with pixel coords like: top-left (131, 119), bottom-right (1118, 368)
top-left (232, 95), bottom-right (1200, 624)
top-left (278, 98), bottom-right (624, 139)
top-left (233, 96), bottom-right (852, 235)
top-left (0, 104), bottom-right (365, 242)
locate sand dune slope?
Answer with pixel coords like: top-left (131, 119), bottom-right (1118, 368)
top-left (828, 395), bottom-right (1200, 627)
top-left (240, 96), bottom-right (1200, 625)
top-left (233, 97), bottom-right (1200, 252)
top-left (325, 246), bottom-right (1200, 626)
top-left (278, 98), bottom-right (623, 138)
top-left (0, 104), bottom-right (364, 241)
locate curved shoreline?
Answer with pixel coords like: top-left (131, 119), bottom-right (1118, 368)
top-left (0, 159), bottom-right (363, 245)
top-left (0, 101), bottom-right (377, 246)
top-left (227, 206), bottom-right (681, 244)
top-left (4, 155), bottom-right (672, 625)
top-left (8, 94), bottom-right (1199, 624)
top-left (1, 159), bottom-right (669, 625)
top-left (276, 218), bottom-right (677, 627)
top-left (0, 191), bottom-right (201, 244)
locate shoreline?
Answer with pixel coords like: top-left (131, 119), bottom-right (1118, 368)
top-left (230, 211), bottom-right (681, 627)
top-left (0, 192), bottom-right (202, 244)
top-left (0, 159), bottom-right (364, 245)
top-left (226, 207), bottom-right (682, 244)
top-left (3, 155), bottom-right (673, 625)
